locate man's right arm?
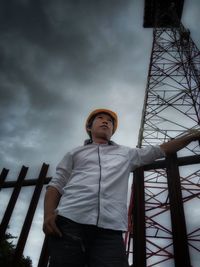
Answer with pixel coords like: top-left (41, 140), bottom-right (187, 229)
top-left (43, 186), bottom-right (62, 237)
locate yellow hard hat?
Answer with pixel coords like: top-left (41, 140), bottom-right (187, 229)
top-left (85, 108), bottom-right (118, 135)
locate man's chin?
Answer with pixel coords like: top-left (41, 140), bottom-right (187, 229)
top-left (97, 132), bottom-right (111, 140)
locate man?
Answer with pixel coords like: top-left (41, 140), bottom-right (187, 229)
top-left (43, 108), bottom-right (200, 267)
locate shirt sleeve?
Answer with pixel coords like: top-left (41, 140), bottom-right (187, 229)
top-left (47, 152), bottom-right (73, 195)
top-left (129, 145), bottom-right (165, 171)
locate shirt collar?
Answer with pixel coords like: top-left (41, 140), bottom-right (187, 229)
top-left (84, 139), bottom-right (116, 146)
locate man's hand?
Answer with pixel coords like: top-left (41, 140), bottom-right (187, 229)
top-left (43, 212), bottom-right (62, 237)
top-left (160, 129), bottom-right (200, 155)
top-left (43, 186), bottom-right (62, 236)
top-left (187, 129), bottom-right (200, 141)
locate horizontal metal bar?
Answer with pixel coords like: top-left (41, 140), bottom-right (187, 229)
top-left (144, 154), bottom-right (200, 171)
top-left (1, 155), bottom-right (199, 189)
top-left (1, 177), bottom-right (51, 188)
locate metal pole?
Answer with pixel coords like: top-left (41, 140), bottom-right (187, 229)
top-left (0, 168), bottom-right (9, 190)
top-left (37, 236), bottom-right (49, 267)
top-left (13, 163), bottom-right (49, 265)
top-left (166, 153), bottom-right (191, 267)
top-left (133, 167), bottom-right (146, 267)
top-left (0, 166), bottom-right (28, 241)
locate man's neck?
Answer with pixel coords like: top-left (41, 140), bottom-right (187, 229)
top-left (92, 137), bottom-right (109, 144)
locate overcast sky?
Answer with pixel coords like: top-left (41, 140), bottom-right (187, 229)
top-left (0, 0), bottom-right (200, 175)
top-left (0, 0), bottom-right (200, 266)
top-left (0, 0), bottom-right (151, 176)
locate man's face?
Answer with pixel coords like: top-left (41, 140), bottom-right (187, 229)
top-left (89, 113), bottom-right (114, 141)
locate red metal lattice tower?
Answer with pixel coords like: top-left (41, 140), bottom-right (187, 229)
top-left (126, 1), bottom-right (200, 267)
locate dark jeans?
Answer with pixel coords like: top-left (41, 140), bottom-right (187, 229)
top-left (48, 215), bottom-right (129, 267)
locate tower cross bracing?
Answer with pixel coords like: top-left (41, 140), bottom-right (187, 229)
top-left (126, 18), bottom-right (200, 267)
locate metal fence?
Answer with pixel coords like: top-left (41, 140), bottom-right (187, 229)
top-left (0, 163), bottom-right (50, 267)
top-left (0, 154), bottom-right (200, 267)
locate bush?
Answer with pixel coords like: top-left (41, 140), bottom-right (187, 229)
top-left (0, 233), bottom-right (32, 267)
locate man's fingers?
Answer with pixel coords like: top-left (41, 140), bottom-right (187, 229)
top-left (43, 222), bottom-right (54, 235)
top-left (43, 215), bottom-right (62, 237)
top-left (188, 129), bottom-right (200, 141)
top-left (53, 224), bottom-right (62, 237)
top-left (51, 220), bottom-right (62, 237)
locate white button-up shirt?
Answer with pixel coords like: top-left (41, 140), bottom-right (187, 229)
top-left (48, 142), bottom-right (165, 231)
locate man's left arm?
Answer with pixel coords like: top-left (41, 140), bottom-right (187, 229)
top-left (160, 130), bottom-right (200, 155)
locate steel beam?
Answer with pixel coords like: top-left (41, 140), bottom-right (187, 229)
top-left (166, 153), bottom-right (191, 267)
top-left (133, 168), bottom-right (146, 267)
top-left (0, 168), bottom-right (9, 190)
top-left (13, 163), bottom-right (49, 265)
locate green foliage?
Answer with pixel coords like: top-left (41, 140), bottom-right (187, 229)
top-left (0, 233), bottom-right (32, 267)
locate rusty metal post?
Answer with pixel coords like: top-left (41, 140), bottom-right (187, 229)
top-left (37, 236), bottom-right (49, 267)
top-left (13, 163), bottom-right (49, 265)
top-left (0, 168), bottom-right (9, 190)
top-left (166, 153), bottom-right (191, 267)
top-left (0, 166), bottom-right (28, 241)
top-left (133, 167), bottom-right (146, 267)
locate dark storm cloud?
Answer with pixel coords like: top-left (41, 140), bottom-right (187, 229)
top-left (1, 0), bottom-right (199, 173)
top-left (0, 0), bottom-right (147, 170)
top-left (0, 0), bottom-right (139, 82)
top-left (0, 0), bottom-right (143, 108)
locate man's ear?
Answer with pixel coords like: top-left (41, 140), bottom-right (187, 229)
top-left (87, 126), bottom-right (91, 132)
